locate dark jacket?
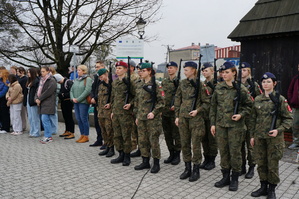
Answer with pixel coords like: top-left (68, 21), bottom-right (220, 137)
top-left (58, 78), bottom-right (73, 100)
top-left (18, 75), bottom-right (28, 95)
top-left (23, 77), bottom-right (39, 107)
top-left (90, 74), bottom-right (101, 104)
top-left (35, 76), bottom-right (57, 114)
top-left (287, 74), bottom-right (299, 108)
top-left (0, 79), bottom-right (9, 107)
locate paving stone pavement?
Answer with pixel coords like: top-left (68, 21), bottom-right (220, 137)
top-left (0, 122), bottom-right (298, 199)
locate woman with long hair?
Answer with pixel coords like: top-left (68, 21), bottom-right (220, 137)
top-left (0, 69), bottom-right (10, 134)
top-left (25, 68), bottom-right (41, 137)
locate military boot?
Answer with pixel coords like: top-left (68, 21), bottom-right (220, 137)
top-left (204, 156), bottom-right (216, 170)
top-left (215, 169), bottom-right (230, 188)
top-left (164, 150), bottom-right (174, 164)
top-left (229, 171), bottom-right (240, 191)
top-left (180, 162), bottom-right (192, 180)
top-left (134, 157), bottom-right (151, 170)
top-left (98, 147), bottom-right (109, 156)
top-left (130, 149), bottom-right (141, 157)
top-left (240, 163), bottom-right (246, 176)
top-left (251, 181), bottom-right (268, 197)
top-left (189, 164), bottom-right (200, 182)
top-left (150, 158), bottom-right (160, 173)
top-left (267, 183), bottom-right (277, 199)
top-left (171, 151), bottom-right (181, 165)
top-left (122, 153), bottom-right (131, 166)
top-left (245, 164), bottom-right (255, 179)
top-left (106, 146), bottom-right (115, 157)
top-left (110, 150), bottom-right (124, 164)
top-left (199, 155), bottom-right (209, 169)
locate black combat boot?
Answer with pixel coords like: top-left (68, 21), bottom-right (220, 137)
top-left (245, 164), bottom-right (255, 179)
top-left (229, 171), bottom-right (240, 191)
top-left (110, 150), bottom-right (124, 164)
top-left (151, 158), bottom-right (160, 173)
top-left (204, 156), bottom-right (216, 170)
top-left (130, 149), bottom-right (141, 157)
top-left (215, 169), bottom-right (230, 188)
top-left (98, 147), bottom-right (109, 156)
top-left (122, 153), bottom-right (131, 166)
top-left (134, 157), bottom-right (151, 170)
top-left (189, 164), bottom-right (200, 182)
top-left (240, 163), bottom-right (246, 176)
top-left (199, 155), bottom-right (209, 169)
top-left (171, 151), bottom-right (181, 165)
top-left (267, 183), bottom-right (277, 199)
top-left (180, 162), bottom-right (192, 180)
top-left (106, 146), bottom-right (115, 157)
top-left (251, 181), bottom-right (268, 197)
top-left (164, 150), bottom-right (174, 164)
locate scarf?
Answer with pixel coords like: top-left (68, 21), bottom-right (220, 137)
top-left (37, 73), bottom-right (51, 98)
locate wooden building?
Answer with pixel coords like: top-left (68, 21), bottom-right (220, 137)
top-left (228, 0), bottom-right (299, 97)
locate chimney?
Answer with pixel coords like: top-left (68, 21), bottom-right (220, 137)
top-left (191, 43), bottom-right (194, 46)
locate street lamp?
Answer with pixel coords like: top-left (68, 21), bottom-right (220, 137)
top-left (136, 17), bottom-right (146, 39)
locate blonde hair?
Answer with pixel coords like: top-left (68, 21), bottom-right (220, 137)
top-left (49, 66), bottom-right (57, 75)
top-left (0, 69), bottom-right (10, 85)
top-left (77, 65), bottom-right (88, 74)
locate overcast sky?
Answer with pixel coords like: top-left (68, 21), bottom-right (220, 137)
top-left (142, 0), bottom-right (257, 65)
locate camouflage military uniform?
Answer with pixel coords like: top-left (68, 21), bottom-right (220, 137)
top-left (135, 79), bottom-right (164, 159)
top-left (210, 81), bottom-right (253, 172)
top-left (97, 83), bottom-right (113, 147)
top-left (250, 92), bottom-right (292, 184)
top-left (202, 79), bottom-right (218, 157)
top-left (174, 79), bottom-right (210, 165)
top-left (161, 76), bottom-right (181, 152)
top-left (241, 81), bottom-right (262, 168)
top-left (131, 73), bottom-right (141, 150)
top-left (111, 78), bottom-right (135, 154)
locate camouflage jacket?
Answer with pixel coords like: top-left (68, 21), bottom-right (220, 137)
top-left (202, 79), bottom-right (214, 120)
top-left (242, 80), bottom-right (262, 98)
top-left (209, 81), bottom-right (253, 128)
top-left (174, 79), bottom-right (210, 119)
top-left (97, 83), bottom-right (112, 119)
top-left (111, 77), bottom-right (135, 115)
top-left (135, 79), bottom-right (164, 120)
top-left (249, 92), bottom-right (292, 139)
top-left (133, 79), bottom-right (144, 116)
top-left (161, 76), bottom-right (177, 117)
top-left (131, 72), bottom-right (139, 83)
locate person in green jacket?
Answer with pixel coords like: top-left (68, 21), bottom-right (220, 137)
top-left (210, 61), bottom-right (252, 191)
top-left (250, 72), bottom-right (292, 199)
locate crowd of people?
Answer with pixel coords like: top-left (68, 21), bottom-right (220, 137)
top-left (0, 59), bottom-right (298, 199)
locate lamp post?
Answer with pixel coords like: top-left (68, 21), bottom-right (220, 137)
top-left (136, 17), bottom-right (146, 39)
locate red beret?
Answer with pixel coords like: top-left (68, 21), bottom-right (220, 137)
top-left (115, 61), bottom-right (128, 68)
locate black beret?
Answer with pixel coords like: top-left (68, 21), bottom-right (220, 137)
top-left (184, 61), bottom-right (197, 69)
top-left (166, 61), bottom-right (178, 68)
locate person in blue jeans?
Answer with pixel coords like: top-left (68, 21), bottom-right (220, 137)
top-left (35, 66), bottom-right (57, 144)
top-left (24, 68), bottom-right (40, 137)
top-left (70, 65), bottom-right (92, 143)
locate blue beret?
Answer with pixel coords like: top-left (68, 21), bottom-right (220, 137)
top-left (261, 72), bottom-right (276, 81)
top-left (97, 68), bottom-right (108, 76)
top-left (140, 62), bottom-right (151, 69)
top-left (240, 62), bottom-right (251, 69)
top-left (166, 61), bottom-right (178, 68)
top-left (184, 61), bottom-right (197, 69)
top-left (219, 61), bottom-right (235, 71)
top-left (202, 63), bottom-right (213, 71)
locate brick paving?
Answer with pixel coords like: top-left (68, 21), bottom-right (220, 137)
top-left (0, 122), bottom-right (298, 199)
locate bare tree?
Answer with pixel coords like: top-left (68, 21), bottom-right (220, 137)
top-left (0, 0), bottom-right (161, 75)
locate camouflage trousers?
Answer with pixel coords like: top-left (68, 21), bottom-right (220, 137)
top-left (292, 108), bottom-right (299, 144)
top-left (112, 114), bottom-right (133, 154)
top-left (137, 118), bottom-right (161, 159)
top-left (241, 130), bottom-right (255, 166)
top-left (254, 137), bottom-right (284, 184)
top-left (178, 116), bottom-right (205, 165)
top-left (131, 115), bottom-right (138, 151)
top-left (202, 119), bottom-right (218, 157)
top-left (216, 126), bottom-right (245, 172)
top-left (162, 115), bottom-right (181, 152)
top-left (98, 117), bottom-right (114, 147)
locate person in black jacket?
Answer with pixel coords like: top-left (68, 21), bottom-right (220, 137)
top-left (24, 68), bottom-right (40, 137)
top-left (17, 67), bottom-right (28, 132)
top-left (89, 60), bottom-right (105, 147)
top-left (54, 74), bottom-right (75, 139)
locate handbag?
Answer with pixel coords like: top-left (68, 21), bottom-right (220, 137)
top-left (84, 78), bottom-right (92, 104)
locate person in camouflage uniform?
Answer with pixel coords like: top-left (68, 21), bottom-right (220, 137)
top-left (174, 61), bottom-right (210, 182)
top-left (200, 63), bottom-right (218, 170)
top-left (97, 69), bottom-right (115, 157)
top-left (134, 62), bottom-right (164, 174)
top-left (110, 61), bottom-right (135, 166)
top-left (210, 61), bottom-right (253, 191)
top-left (240, 62), bottom-right (263, 178)
top-left (250, 72), bottom-right (292, 199)
top-left (161, 61), bottom-right (181, 165)
top-left (129, 60), bottom-right (141, 157)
